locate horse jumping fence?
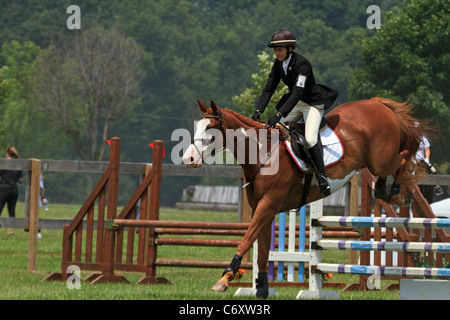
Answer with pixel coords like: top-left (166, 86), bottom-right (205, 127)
top-left (43, 138), bottom-right (450, 297)
top-left (43, 137), bottom-right (360, 286)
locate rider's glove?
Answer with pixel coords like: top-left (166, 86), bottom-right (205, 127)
top-left (267, 112), bottom-right (283, 127)
top-left (251, 110), bottom-right (262, 121)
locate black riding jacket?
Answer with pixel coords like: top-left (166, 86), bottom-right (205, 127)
top-left (255, 52), bottom-right (338, 117)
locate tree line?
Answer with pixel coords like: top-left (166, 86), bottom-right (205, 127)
top-left (0, 0), bottom-right (448, 206)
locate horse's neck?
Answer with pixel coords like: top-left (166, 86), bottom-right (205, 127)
top-left (222, 111), bottom-right (267, 180)
top-left (223, 111), bottom-right (263, 131)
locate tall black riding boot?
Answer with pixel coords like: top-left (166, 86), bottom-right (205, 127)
top-left (308, 143), bottom-right (331, 196)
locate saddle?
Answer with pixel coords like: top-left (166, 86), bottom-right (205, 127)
top-left (277, 117), bottom-right (328, 208)
top-left (278, 116), bottom-right (328, 164)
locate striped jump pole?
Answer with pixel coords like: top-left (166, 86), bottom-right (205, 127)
top-left (316, 216), bottom-right (450, 229)
top-left (277, 211), bottom-right (286, 281)
top-left (268, 220), bottom-right (276, 281)
top-left (316, 240), bottom-right (450, 253)
top-left (298, 205), bottom-right (306, 282)
top-left (297, 200), bottom-right (339, 300)
top-left (318, 264), bottom-right (450, 278)
top-left (297, 202), bottom-right (450, 299)
top-left (267, 208), bottom-right (309, 283)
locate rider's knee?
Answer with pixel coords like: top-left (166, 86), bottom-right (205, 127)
top-left (305, 133), bottom-right (318, 148)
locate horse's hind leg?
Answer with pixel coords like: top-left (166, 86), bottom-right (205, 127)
top-left (374, 177), bottom-right (388, 199)
top-left (388, 150), bottom-right (411, 206)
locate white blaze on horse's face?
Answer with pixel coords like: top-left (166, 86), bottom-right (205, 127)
top-left (182, 119), bottom-right (215, 168)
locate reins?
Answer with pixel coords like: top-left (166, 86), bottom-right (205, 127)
top-left (192, 109), bottom-right (281, 189)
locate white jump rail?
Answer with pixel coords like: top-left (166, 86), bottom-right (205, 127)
top-left (297, 200), bottom-right (450, 299)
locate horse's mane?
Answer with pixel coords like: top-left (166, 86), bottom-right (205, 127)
top-left (221, 108), bottom-right (265, 130)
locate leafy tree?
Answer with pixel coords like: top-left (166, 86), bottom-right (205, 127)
top-left (0, 41), bottom-right (67, 157)
top-left (31, 25), bottom-right (145, 162)
top-left (0, 0), bottom-right (425, 204)
top-left (233, 51), bottom-right (288, 120)
top-left (349, 0), bottom-right (450, 164)
top-left (0, 41), bottom-right (38, 143)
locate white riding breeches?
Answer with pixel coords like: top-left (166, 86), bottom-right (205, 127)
top-left (280, 100), bottom-right (324, 148)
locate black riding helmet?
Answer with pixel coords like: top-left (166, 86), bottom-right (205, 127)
top-left (267, 30), bottom-right (297, 49)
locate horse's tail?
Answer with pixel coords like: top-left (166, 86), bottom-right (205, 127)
top-left (371, 96), bottom-right (430, 184)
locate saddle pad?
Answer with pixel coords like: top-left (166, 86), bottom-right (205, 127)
top-left (284, 125), bottom-right (343, 172)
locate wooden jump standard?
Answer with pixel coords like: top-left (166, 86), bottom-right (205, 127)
top-left (44, 137), bottom-right (165, 284)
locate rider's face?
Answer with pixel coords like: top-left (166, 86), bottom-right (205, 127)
top-left (274, 47), bottom-right (289, 61)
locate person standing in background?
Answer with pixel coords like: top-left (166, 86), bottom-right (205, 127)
top-left (38, 174), bottom-right (48, 238)
top-left (0, 146), bottom-right (23, 236)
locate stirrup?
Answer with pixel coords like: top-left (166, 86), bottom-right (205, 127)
top-left (317, 175), bottom-right (331, 196)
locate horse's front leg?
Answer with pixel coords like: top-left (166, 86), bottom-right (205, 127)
top-left (254, 219), bottom-right (273, 299)
top-left (211, 199), bottom-right (277, 293)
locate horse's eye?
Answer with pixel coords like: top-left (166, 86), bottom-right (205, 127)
top-left (211, 136), bottom-right (215, 143)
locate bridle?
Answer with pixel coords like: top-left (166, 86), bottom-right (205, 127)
top-left (188, 108), bottom-right (281, 188)
top-left (189, 109), bottom-right (224, 159)
top-left (201, 108), bottom-right (223, 129)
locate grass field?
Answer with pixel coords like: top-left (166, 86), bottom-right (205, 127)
top-left (0, 202), bottom-right (401, 301)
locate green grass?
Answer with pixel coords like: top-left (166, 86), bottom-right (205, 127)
top-left (0, 203), bottom-right (400, 300)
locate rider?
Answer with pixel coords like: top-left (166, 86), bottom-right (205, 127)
top-left (252, 30), bottom-right (338, 195)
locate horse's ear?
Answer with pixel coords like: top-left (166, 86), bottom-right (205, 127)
top-left (210, 100), bottom-right (219, 114)
top-left (197, 99), bottom-right (209, 113)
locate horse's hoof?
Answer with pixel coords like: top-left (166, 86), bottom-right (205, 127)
top-left (387, 194), bottom-right (407, 207)
top-left (211, 282), bottom-right (228, 292)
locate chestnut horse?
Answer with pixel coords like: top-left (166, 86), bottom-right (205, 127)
top-left (182, 97), bottom-right (425, 298)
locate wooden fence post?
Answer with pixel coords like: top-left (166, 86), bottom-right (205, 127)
top-left (27, 159), bottom-right (41, 273)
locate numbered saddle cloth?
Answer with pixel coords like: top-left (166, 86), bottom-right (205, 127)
top-left (283, 125), bottom-right (344, 172)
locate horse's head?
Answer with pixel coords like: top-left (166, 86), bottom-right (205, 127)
top-left (182, 99), bottom-right (224, 168)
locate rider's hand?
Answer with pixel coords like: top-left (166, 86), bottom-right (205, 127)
top-left (251, 110), bottom-right (262, 121)
top-left (267, 112), bottom-right (282, 127)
